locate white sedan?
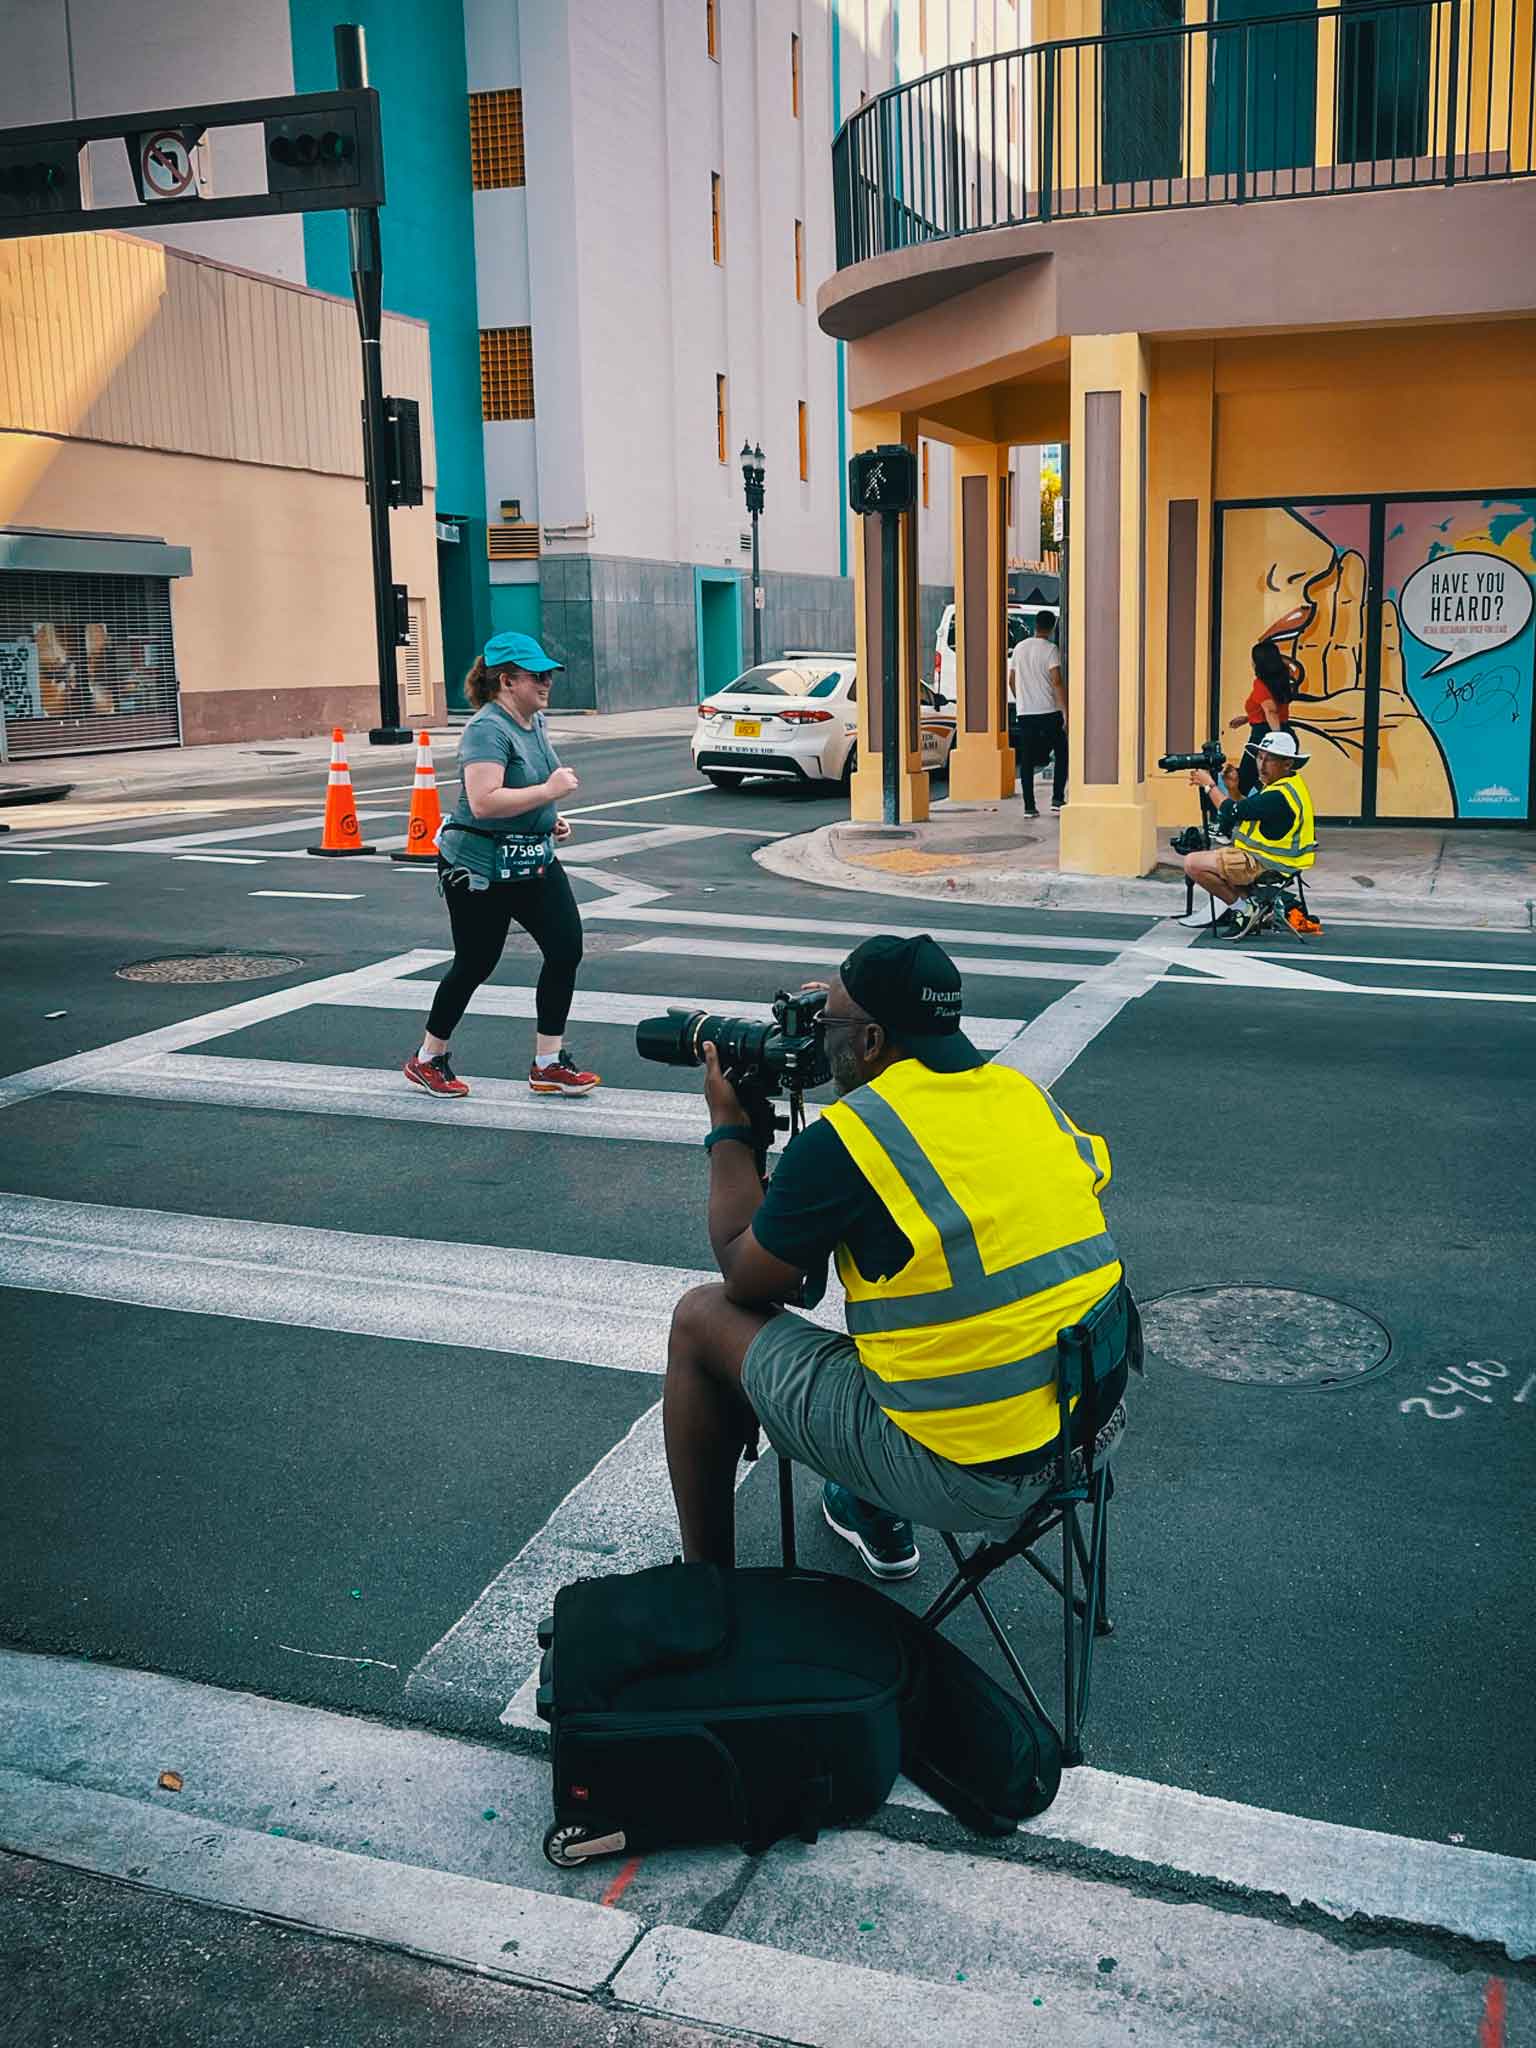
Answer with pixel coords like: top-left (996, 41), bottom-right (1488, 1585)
top-left (692, 655), bottom-right (955, 791)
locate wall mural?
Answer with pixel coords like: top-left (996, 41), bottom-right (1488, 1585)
top-left (1218, 497), bottom-right (1535, 821)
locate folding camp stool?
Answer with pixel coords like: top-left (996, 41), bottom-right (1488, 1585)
top-left (776, 1283), bottom-right (1133, 1769)
top-left (1237, 866), bottom-right (1315, 943)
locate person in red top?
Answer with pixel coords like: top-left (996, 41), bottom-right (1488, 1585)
top-left (1229, 641), bottom-right (1298, 794)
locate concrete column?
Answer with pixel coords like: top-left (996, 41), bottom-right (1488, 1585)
top-left (849, 409), bottom-right (929, 826)
top-left (948, 441), bottom-right (1013, 802)
top-left (1146, 340), bottom-right (1216, 831)
top-left (1060, 334), bottom-right (1157, 879)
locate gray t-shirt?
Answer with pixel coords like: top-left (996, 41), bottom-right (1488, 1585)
top-left (438, 704), bottom-right (565, 872)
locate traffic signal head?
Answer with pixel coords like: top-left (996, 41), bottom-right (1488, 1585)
top-left (0, 143), bottom-right (85, 219)
top-left (264, 109), bottom-right (362, 192)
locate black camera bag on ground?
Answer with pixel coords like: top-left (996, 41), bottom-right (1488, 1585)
top-left (895, 1611), bottom-right (1062, 1834)
top-left (536, 1561), bottom-right (1062, 1862)
top-left (536, 1563), bottom-right (923, 1859)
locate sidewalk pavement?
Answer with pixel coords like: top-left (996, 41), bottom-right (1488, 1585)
top-left (0, 707), bottom-right (698, 804)
top-left (758, 791), bottom-right (1536, 931)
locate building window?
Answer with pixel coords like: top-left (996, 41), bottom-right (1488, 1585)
top-left (711, 172), bottom-right (724, 264)
top-left (706, 0), bottom-right (719, 60)
top-left (921, 440), bottom-right (930, 509)
top-left (468, 89), bottom-right (525, 190)
top-left (797, 401), bottom-right (809, 482)
top-left (716, 375), bottom-right (729, 464)
top-left (481, 327), bottom-right (535, 419)
top-left (793, 218), bottom-right (804, 301)
top-left (791, 32), bottom-right (801, 117)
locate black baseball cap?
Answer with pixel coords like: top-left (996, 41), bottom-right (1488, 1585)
top-left (839, 934), bottom-right (986, 1073)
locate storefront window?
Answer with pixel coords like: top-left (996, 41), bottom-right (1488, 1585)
top-left (0, 570), bottom-right (179, 758)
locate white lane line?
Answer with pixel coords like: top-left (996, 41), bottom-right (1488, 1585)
top-left (122, 809), bottom-right (399, 853)
top-left (0, 1193), bottom-right (731, 1369)
top-left (248, 889), bottom-right (364, 901)
top-left (626, 934), bottom-right (1089, 984)
top-left (562, 783), bottom-right (709, 817)
top-left (1237, 948), bottom-right (1536, 974)
top-left (994, 920), bottom-right (1203, 1087)
top-left (577, 819), bottom-right (787, 839)
top-left (561, 825), bottom-right (722, 863)
top-left (327, 979), bottom-right (1033, 1051)
top-left (7, 876), bottom-right (107, 888)
top-left (174, 853), bottom-right (266, 867)
top-left (582, 902), bottom-right (1127, 956)
top-left (0, 847), bottom-right (51, 856)
top-left (67, 1053), bottom-right (786, 1149)
top-left (0, 1770), bottom-right (638, 1996)
top-left (0, 947), bottom-right (450, 1112)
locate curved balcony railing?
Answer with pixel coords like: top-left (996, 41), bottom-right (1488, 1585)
top-left (832, 0), bottom-right (1534, 271)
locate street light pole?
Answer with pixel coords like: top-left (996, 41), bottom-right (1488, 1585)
top-left (740, 441), bottom-right (765, 666)
top-left (335, 23), bottom-right (410, 746)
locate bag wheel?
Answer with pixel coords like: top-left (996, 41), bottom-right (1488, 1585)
top-left (543, 1821), bottom-right (625, 1868)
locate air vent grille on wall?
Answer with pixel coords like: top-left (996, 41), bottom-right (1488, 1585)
top-left (487, 522), bottom-right (540, 561)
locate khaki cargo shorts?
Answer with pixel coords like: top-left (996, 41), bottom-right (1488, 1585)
top-left (1212, 846), bottom-right (1267, 887)
top-left (742, 1309), bottom-right (1125, 1537)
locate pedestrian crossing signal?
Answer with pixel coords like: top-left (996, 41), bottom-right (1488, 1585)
top-left (848, 445), bottom-right (917, 517)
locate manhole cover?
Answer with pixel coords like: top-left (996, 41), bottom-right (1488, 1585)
top-left (117, 952), bottom-right (305, 984)
top-left (1140, 1286), bottom-right (1393, 1390)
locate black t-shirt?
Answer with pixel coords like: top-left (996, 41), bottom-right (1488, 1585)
top-left (753, 1115), bottom-right (910, 1305)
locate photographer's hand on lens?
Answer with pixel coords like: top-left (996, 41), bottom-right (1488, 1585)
top-left (702, 1041), bottom-right (748, 1128)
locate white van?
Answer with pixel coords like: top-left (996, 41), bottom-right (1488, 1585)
top-left (932, 603), bottom-right (1037, 714)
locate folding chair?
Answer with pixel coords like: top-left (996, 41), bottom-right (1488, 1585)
top-left (1236, 866), bottom-right (1316, 943)
top-left (777, 1282), bottom-right (1134, 1769)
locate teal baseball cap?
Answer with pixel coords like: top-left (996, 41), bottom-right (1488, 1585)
top-left (483, 630), bottom-right (562, 674)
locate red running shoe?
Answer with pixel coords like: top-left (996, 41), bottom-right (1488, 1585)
top-left (404, 1051), bottom-right (470, 1098)
top-left (529, 1049), bottom-right (601, 1097)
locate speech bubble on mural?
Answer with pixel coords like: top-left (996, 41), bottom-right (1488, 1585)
top-left (1399, 552), bottom-right (1533, 676)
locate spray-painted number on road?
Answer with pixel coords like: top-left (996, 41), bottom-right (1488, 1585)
top-left (1399, 1361), bottom-right (1535, 1421)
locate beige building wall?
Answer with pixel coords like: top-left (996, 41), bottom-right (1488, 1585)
top-left (0, 232), bottom-right (443, 743)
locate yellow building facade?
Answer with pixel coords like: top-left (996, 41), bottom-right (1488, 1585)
top-left (0, 233), bottom-right (443, 757)
top-left (825, 0), bottom-right (1536, 867)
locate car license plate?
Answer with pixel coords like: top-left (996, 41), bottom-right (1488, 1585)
top-left (734, 719), bottom-right (761, 738)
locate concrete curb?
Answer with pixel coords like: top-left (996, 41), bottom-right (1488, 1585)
top-left (754, 823), bottom-right (1536, 932)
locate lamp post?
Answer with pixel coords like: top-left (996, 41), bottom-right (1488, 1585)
top-left (739, 440), bottom-right (765, 665)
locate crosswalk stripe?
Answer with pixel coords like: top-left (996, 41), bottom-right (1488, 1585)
top-left (123, 809), bottom-right (399, 853)
top-left (326, 980), bottom-right (1034, 1050)
top-left (582, 902), bottom-right (1128, 955)
top-left (0, 1192), bottom-right (769, 1370)
top-left (66, 1053), bottom-right (772, 1148)
top-left (625, 934), bottom-right (1091, 984)
top-left (561, 825), bottom-right (718, 862)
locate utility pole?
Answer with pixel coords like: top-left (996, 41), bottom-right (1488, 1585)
top-left (334, 23), bottom-right (410, 746)
top-left (848, 444), bottom-right (918, 826)
top-left (740, 442), bottom-right (766, 666)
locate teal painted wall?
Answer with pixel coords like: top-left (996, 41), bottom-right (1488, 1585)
top-left (489, 584), bottom-right (543, 638)
top-left (288, 0), bottom-right (490, 704)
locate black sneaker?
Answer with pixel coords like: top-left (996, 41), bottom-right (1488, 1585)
top-left (1212, 907), bottom-right (1242, 934)
top-left (822, 1482), bottom-right (920, 1580)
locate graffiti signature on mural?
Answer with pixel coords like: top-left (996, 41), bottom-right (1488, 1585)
top-left (1399, 1360), bottom-right (1535, 1422)
top-left (1432, 667), bottom-right (1521, 728)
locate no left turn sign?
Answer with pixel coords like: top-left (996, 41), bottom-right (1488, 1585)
top-left (141, 130), bottom-right (197, 201)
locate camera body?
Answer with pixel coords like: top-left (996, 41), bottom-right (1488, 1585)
top-left (634, 988), bottom-right (832, 1097)
top-left (1157, 738), bottom-right (1226, 776)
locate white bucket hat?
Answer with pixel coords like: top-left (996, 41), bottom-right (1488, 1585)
top-left (1249, 729), bottom-right (1310, 766)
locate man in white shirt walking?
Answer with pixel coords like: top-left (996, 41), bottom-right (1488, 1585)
top-left (1007, 610), bottom-right (1068, 817)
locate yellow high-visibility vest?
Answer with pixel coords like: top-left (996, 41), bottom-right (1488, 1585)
top-left (1232, 771), bottom-right (1317, 873)
top-left (821, 1060), bottom-right (1122, 1464)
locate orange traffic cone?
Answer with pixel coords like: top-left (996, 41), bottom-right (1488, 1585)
top-left (390, 731), bottom-right (443, 865)
top-left (307, 729), bottom-right (376, 857)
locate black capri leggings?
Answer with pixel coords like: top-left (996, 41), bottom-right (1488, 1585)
top-left (427, 858), bottom-right (584, 1041)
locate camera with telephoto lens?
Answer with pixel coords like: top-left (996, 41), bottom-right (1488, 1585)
top-left (1157, 738), bottom-right (1226, 776)
top-left (634, 988), bottom-right (832, 1096)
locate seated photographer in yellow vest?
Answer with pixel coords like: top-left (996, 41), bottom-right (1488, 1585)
top-left (664, 935), bottom-right (1129, 1580)
top-left (1181, 729), bottom-right (1317, 936)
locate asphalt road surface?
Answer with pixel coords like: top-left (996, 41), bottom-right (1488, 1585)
top-left (3, 731), bottom-right (1533, 1918)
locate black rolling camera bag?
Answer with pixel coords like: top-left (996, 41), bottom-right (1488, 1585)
top-left (535, 1563), bottom-right (922, 1862)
